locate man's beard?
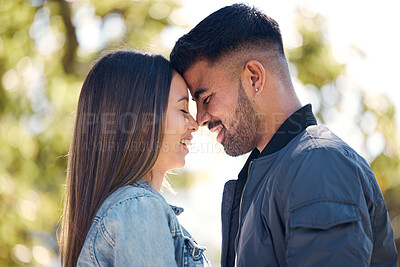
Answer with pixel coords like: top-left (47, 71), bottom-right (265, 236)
top-left (210, 81), bottom-right (260, 157)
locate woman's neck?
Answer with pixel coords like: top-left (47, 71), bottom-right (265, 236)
top-left (143, 168), bottom-right (165, 192)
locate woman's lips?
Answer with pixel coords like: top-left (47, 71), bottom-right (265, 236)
top-left (181, 142), bottom-right (189, 153)
top-left (180, 139), bottom-right (191, 153)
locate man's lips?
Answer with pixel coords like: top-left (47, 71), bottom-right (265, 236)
top-left (216, 127), bottom-right (225, 143)
top-left (210, 124), bottom-right (223, 133)
top-left (210, 124), bottom-right (225, 143)
top-left (208, 120), bottom-right (222, 130)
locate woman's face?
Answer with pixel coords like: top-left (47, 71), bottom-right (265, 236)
top-left (154, 72), bottom-right (199, 173)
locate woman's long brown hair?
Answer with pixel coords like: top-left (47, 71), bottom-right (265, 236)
top-left (59, 50), bottom-right (173, 266)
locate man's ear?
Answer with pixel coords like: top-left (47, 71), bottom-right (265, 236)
top-left (240, 60), bottom-right (266, 96)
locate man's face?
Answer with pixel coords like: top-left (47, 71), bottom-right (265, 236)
top-left (183, 60), bottom-right (259, 156)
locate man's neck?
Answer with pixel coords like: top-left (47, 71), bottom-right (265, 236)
top-left (256, 101), bottom-right (302, 151)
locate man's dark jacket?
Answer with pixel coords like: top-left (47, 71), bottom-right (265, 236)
top-left (221, 105), bottom-right (398, 266)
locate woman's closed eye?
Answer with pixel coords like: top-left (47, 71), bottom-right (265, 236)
top-left (181, 109), bottom-right (189, 114)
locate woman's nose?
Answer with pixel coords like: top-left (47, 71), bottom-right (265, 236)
top-left (188, 114), bottom-right (199, 132)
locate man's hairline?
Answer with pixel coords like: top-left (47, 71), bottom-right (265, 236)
top-left (181, 48), bottom-right (288, 101)
top-left (182, 46), bottom-right (285, 75)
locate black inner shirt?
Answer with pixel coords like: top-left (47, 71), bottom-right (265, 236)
top-left (226, 104), bottom-right (317, 267)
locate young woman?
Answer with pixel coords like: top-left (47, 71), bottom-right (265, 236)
top-left (59, 50), bottom-right (210, 266)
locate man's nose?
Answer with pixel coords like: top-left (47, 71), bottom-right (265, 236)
top-left (196, 110), bottom-right (211, 127)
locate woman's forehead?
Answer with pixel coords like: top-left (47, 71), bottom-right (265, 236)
top-left (170, 73), bottom-right (189, 101)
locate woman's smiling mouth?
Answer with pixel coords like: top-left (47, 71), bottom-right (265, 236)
top-left (180, 138), bottom-right (192, 153)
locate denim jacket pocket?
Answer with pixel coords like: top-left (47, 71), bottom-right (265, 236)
top-left (183, 235), bottom-right (210, 266)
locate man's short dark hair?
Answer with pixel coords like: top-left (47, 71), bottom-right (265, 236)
top-left (170, 3), bottom-right (285, 75)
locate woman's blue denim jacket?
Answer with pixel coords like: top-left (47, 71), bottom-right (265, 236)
top-left (77, 179), bottom-right (210, 266)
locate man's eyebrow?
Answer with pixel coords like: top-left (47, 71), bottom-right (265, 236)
top-left (177, 96), bottom-right (189, 102)
top-left (193, 88), bottom-right (207, 101)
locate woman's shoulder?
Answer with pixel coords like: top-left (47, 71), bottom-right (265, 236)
top-left (78, 181), bottom-right (184, 266)
top-left (95, 182), bottom-right (170, 222)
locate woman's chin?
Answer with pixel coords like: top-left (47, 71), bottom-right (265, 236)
top-left (176, 158), bottom-right (186, 169)
top-left (167, 158), bottom-right (185, 171)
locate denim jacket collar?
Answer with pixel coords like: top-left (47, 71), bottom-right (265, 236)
top-left (133, 178), bottom-right (184, 216)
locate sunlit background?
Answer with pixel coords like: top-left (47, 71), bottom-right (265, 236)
top-left (0, 0), bottom-right (399, 266)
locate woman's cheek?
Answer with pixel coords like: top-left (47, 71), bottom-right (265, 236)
top-left (165, 112), bottom-right (177, 135)
top-left (160, 141), bottom-right (170, 153)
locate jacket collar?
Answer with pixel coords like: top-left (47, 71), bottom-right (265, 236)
top-left (133, 178), bottom-right (184, 216)
top-left (259, 104), bottom-right (317, 157)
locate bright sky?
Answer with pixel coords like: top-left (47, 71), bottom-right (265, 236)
top-left (162, 1), bottom-right (400, 265)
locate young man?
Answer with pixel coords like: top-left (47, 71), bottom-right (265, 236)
top-left (170, 4), bottom-right (398, 267)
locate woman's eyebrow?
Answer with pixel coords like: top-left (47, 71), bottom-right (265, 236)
top-left (177, 96), bottom-right (189, 102)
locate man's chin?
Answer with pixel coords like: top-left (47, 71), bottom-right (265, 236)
top-left (224, 149), bottom-right (243, 157)
top-left (222, 141), bottom-right (254, 157)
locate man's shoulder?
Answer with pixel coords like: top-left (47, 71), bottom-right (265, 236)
top-left (273, 125), bottom-right (376, 210)
top-left (255, 124), bottom-right (365, 182)
top-left (299, 124), bottom-right (350, 151)
top-left (283, 124), bottom-right (369, 175)
top-left (285, 124), bottom-right (360, 162)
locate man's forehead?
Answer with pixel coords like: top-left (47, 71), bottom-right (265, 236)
top-left (183, 59), bottom-right (225, 94)
top-left (183, 60), bottom-right (210, 83)
top-left (182, 61), bottom-right (209, 96)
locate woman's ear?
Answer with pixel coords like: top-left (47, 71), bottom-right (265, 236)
top-left (241, 60), bottom-right (266, 96)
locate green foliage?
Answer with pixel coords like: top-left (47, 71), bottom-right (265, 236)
top-left (0, 0), bottom-right (178, 265)
top-left (287, 13), bottom-right (346, 123)
top-left (365, 94), bottom-right (400, 199)
top-left (1, 1), bottom-right (399, 265)
top-left (168, 170), bottom-right (197, 190)
top-left (287, 14), bottom-right (344, 89)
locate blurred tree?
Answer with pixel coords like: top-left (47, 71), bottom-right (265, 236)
top-left (287, 13), bottom-right (345, 122)
top-left (287, 9), bottom-right (400, 262)
top-left (0, 0), bottom-right (178, 265)
top-left (1, 1), bottom-right (399, 266)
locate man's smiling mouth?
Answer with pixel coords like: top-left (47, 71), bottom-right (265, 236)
top-left (209, 122), bottom-right (225, 144)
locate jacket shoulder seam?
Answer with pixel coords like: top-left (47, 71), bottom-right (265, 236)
top-left (97, 189), bottom-right (159, 219)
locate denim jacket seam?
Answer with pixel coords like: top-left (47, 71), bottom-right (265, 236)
top-left (96, 193), bottom-right (152, 247)
top-left (169, 212), bottom-right (181, 237)
top-left (97, 192), bottom-right (153, 220)
top-left (99, 193), bottom-right (176, 247)
top-left (168, 206), bottom-right (184, 236)
top-left (171, 229), bottom-right (183, 237)
top-left (89, 227), bottom-right (101, 267)
top-left (99, 219), bottom-right (116, 248)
